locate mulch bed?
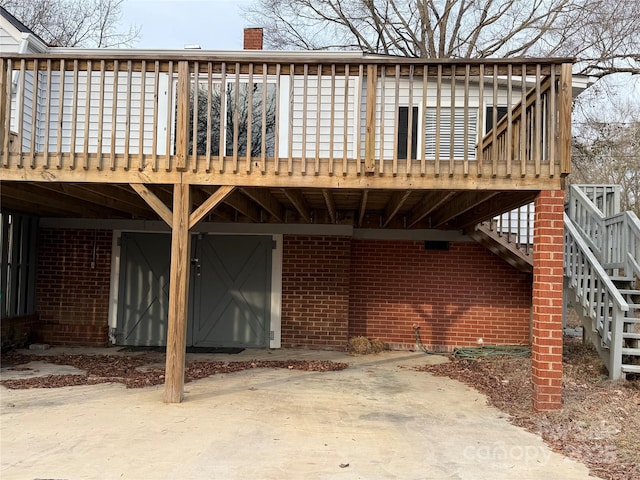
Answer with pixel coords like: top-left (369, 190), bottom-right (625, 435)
top-left (418, 338), bottom-right (640, 480)
top-left (0, 351), bottom-right (348, 390)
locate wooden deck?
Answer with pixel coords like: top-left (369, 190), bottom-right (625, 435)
top-left (0, 54), bottom-right (572, 188)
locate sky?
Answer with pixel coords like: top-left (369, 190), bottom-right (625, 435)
top-left (121, 0), bottom-right (255, 50)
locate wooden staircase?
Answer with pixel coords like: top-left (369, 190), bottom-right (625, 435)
top-left (472, 185), bottom-right (640, 379)
top-left (564, 185), bottom-right (640, 379)
top-left (469, 221), bottom-right (533, 273)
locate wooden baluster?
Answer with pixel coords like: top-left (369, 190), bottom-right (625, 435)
top-left (124, 60), bottom-right (133, 170)
top-left (315, 64), bottom-right (322, 175)
top-left (206, 62), bottom-right (213, 172)
top-left (506, 64), bottom-right (513, 177)
top-left (392, 64), bottom-right (400, 176)
top-left (288, 63), bottom-right (294, 175)
top-left (421, 65), bottom-right (428, 176)
top-left (29, 59), bottom-right (38, 168)
top-left (274, 63), bottom-right (281, 173)
top-left (218, 62), bottom-right (226, 172)
top-left (491, 64), bottom-right (498, 177)
top-left (534, 64), bottom-right (541, 177)
top-left (246, 62), bottom-right (253, 173)
top-left (123, 60), bottom-right (135, 170)
top-left (1, 59), bottom-right (11, 167)
top-left (477, 64), bottom-right (484, 177)
top-left (82, 60), bottom-right (91, 170)
top-left (449, 64), bottom-right (456, 176)
top-left (110, 59), bottom-right (119, 171)
top-left (407, 64), bottom-right (414, 175)
top-left (191, 61), bottom-right (199, 172)
top-left (342, 64), bottom-right (349, 176)
top-left (379, 65), bottom-right (386, 174)
top-left (43, 59), bottom-right (52, 169)
top-left (463, 64), bottom-right (469, 176)
top-left (165, 60), bottom-right (174, 172)
top-left (520, 63), bottom-right (527, 176)
top-left (261, 62), bottom-right (267, 174)
top-left (329, 63), bottom-right (336, 175)
top-left (55, 59), bottom-right (65, 169)
top-left (152, 61), bottom-right (160, 172)
top-left (301, 63), bottom-right (308, 175)
top-left (96, 60), bottom-right (106, 170)
top-left (549, 66), bottom-right (556, 177)
top-left (435, 64), bottom-right (442, 177)
top-left (365, 64), bottom-right (377, 174)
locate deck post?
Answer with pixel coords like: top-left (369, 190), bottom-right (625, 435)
top-left (558, 63), bottom-right (572, 175)
top-left (175, 61), bottom-right (190, 172)
top-left (532, 189), bottom-right (565, 411)
top-left (163, 182), bottom-right (191, 403)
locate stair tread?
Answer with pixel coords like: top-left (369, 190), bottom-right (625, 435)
top-left (619, 289), bottom-right (640, 295)
top-left (622, 347), bottom-right (640, 355)
top-left (623, 333), bottom-right (640, 339)
top-left (610, 276), bottom-right (634, 281)
top-left (621, 365), bottom-right (640, 374)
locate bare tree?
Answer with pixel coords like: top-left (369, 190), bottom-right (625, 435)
top-left (572, 100), bottom-right (640, 216)
top-left (1, 0), bottom-right (140, 47)
top-left (244, 0), bottom-right (640, 77)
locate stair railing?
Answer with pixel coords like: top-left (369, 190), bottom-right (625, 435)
top-left (567, 185), bottom-right (606, 258)
top-left (564, 213), bottom-right (629, 378)
top-left (568, 184), bottom-right (640, 280)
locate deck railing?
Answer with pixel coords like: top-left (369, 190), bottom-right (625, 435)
top-left (0, 53), bottom-right (573, 187)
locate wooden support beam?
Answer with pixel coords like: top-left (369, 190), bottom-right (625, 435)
top-left (454, 191), bottom-right (537, 230)
top-left (322, 189), bottom-right (336, 224)
top-left (175, 61), bottom-right (190, 171)
top-left (429, 192), bottom-right (498, 228)
top-left (222, 190), bottom-right (262, 222)
top-left (189, 185), bottom-right (235, 229)
top-left (364, 65), bottom-right (377, 173)
top-left (1, 184), bottom-right (121, 218)
top-left (558, 63), bottom-right (572, 175)
top-left (240, 187), bottom-right (284, 222)
top-left (383, 190), bottom-right (411, 228)
top-left (130, 183), bottom-right (174, 227)
top-left (407, 192), bottom-right (456, 228)
top-left (39, 183), bottom-right (152, 217)
top-left (282, 189), bottom-right (311, 223)
top-left (163, 183), bottom-right (191, 403)
top-left (358, 190), bottom-right (369, 227)
top-left (75, 184), bottom-right (153, 215)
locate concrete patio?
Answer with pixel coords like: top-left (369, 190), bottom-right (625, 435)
top-left (0, 348), bottom-right (591, 479)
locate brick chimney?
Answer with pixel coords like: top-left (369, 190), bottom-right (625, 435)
top-left (243, 28), bottom-right (263, 50)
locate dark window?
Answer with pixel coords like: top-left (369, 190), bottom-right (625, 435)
top-left (398, 106), bottom-right (418, 160)
top-left (485, 106), bottom-right (509, 133)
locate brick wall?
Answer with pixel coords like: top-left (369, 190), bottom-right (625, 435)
top-left (35, 229), bottom-right (112, 346)
top-left (281, 235), bottom-right (351, 350)
top-left (532, 190), bottom-right (565, 411)
top-left (349, 240), bottom-right (532, 351)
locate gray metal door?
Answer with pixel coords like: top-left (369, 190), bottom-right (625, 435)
top-left (189, 235), bottom-right (272, 348)
top-left (116, 233), bottom-right (272, 348)
top-left (116, 232), bottom-right (171, 346)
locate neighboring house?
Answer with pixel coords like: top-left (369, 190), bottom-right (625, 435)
top-left (0, 9), bottom-right (582, 409)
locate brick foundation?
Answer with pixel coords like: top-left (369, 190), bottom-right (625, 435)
top-left (349, 240), bottom-right (532, 350)
top-left (281, 236), bottom-right (351, 350)
top-left (532, 190), bottom-right (565, 411)
top-left (35, 229), bottom-right (112, 347)
top-left (0, 313), bottom-right (38, 349)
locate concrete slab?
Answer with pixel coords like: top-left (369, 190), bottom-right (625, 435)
top-left (0, 350), bottom-right (592, 480)
top-left (0, 361), bottom-right (85, 380)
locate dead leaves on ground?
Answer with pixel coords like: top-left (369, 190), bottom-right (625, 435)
top-left (0, 352), bottom-right (347, 390)
top-left (418, 338), bottom-right (640, 480)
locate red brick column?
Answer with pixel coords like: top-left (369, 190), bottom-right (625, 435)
top-left (532, 190), bottom-right (565, 411)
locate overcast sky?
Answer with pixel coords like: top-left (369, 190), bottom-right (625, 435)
top-left (122, 0), bottom-right (254, 50)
